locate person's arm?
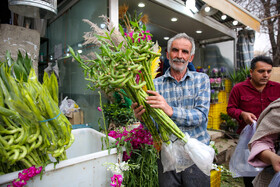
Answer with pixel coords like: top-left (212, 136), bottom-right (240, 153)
top-left (258, 150), bottom-right (280, 172)
top-left (248, 134), bottom-right (278, 168)
top-left (227, 86), bottom-right (256, 124)
top-left (227, 86), bottom-right (243, 122)
top-left (170, 73), bottom-right (210, 127)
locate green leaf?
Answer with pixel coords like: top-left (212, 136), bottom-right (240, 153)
top-left (130, 21), bottom-right (138, 28)
top-left (119, 24), bottom-right (125, 36)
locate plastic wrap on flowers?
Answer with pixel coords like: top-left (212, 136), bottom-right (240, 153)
top-left (160, 143), bottom-right (175, 172)
top-left (173, 140), bottom-right (194, 173)
top-left (161, 134), bottom-right (194, 173)
top-left (183, 134), bottom-right (215, 176)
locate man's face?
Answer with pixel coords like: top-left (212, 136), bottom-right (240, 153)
top-left (250, 61), bottom-right (273, 86)
top-left (167, 38), bottom-right (194, 72)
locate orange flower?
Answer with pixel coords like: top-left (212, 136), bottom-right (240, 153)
top-left (140, 14), bottom-right (149, 24)
top-left (119, 4), bottom-right (129, 19)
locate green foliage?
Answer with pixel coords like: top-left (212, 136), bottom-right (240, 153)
top-left (4, 50), bottom-right (33, 82)
top-left (123, 144), bottom-right (159, 187)
top-left (220, 113), bottom-right (238, 131)
top-left (228, 66), bottom-right (250, 85)
top-left (103, 103), bottom-right (136, 127)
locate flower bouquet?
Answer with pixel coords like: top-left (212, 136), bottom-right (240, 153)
top-left (69, 14), bottom-right (214, 175)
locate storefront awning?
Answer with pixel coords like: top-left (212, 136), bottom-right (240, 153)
top-left (201, 0), bottom-right (261, 32)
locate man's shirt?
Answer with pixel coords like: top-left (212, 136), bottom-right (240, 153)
top-left (227, 78), bottom-right (280, 134)
top-left (154, 68), bottom-right (211, 144)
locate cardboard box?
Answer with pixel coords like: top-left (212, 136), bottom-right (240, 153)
top-left (270, 67), bottom-right (280, 83)
top-left (68, 110), bottom-right (84, 125)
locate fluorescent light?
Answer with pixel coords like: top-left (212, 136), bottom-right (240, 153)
top-left (171, 17), bottom-right (178, 22)
top-left (221, 15), bottom-right (227, 20)
top-left (164, 37), bottom-right (169, 40)
top-left (233, 20), bottom-right (238, 25)
top-left (204, 6), bottom-right (211, 12)
top-left (196, 30), bottom-right (202, 34)
top-left (186, 0), bottom-right (198, 14)
top-left (138, 3), bottom-right (145, 8)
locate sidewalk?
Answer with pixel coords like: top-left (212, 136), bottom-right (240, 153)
top-left (208, 130), bottom-right (238, 164)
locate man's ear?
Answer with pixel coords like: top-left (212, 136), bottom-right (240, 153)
top-left (250, 69), bottom-right (253, 77)
top-left (189, 54), bottom-right (194, 62)
top-left (166, 52), bottom-right (169, 60)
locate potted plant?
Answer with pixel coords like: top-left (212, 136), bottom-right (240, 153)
top-left (220, 113), bottom-right (238, 136)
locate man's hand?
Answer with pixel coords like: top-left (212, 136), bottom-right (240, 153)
top-left (240, 111), bottom-right (257, 125)
top-left (131, 103), bottom-right (145, 122)
top-left (145, 90), bottom-right (173, 117)
top-left (271, 154), bottom-right (280, 172)
top-left (259, 150), bottom-right (280, 172)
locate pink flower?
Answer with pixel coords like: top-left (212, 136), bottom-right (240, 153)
top-left (215, 78), bottom-right (221, 84)
top-left (10, 166), bottom-right (42, 187)
top-left (110, 174), bottom-right (123, 187)
top-left (210, 78), bottom-right (215, 84)
top-left (97, 107), bottom-right (102, 111)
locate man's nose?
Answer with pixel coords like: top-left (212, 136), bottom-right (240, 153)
top-left (177, 50), bottom-right (183, 58)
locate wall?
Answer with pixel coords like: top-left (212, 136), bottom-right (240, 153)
top-left (0, 24), bottom-right (40, 75)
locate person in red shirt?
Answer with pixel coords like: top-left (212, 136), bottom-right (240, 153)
top-left (227, 55), bottom-right (280, 187)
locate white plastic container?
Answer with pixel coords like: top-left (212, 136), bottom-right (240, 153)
top-left (0, 128), bottom-right (121, 187)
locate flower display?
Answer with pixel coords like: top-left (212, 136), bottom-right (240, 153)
top-left (108, 124), bottom-right (153, 161)
top-left (8, 166), bottom-right (42, 187)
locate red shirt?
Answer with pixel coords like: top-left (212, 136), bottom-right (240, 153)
top-left (227, 78), bottom-right (280, 134)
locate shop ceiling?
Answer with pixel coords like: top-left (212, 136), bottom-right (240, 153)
top-left (117, 0), bottom-right (261, 47)
top-left (55, 0), bottom-right (261, 47)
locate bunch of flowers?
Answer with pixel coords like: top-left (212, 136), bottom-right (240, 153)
top-left (104, 161), bottom-right (139, 187)
top-left (69, 15), bottom-right (188, 151)
top-left (108, 124), bottom-right (153, 161)
top-left (70, 10), bottom-right (214, 175)
top-left (8, 166), bottom-right (42, 187)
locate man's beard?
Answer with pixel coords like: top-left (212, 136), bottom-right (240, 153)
top-left (169, 58), bottom-right (189, 72)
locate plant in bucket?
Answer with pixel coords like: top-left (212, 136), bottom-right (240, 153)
top-left (106, 124), bottom-right (158, 186)
top-left (69, 6), bottom-right (215, 177)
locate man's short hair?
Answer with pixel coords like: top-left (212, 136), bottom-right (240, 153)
top-left (251, 55), bottom-right (273, 70)
top-left (167, 33), bottom-right (195, 56)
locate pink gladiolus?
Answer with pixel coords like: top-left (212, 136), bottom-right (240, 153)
top-left (10, 166), bottom-right (42, 187)
top-left (110, 174), bottom-right (123, 187)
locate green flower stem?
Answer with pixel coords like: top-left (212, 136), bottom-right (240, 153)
top-left (98, 91), bottom-right (109, 148)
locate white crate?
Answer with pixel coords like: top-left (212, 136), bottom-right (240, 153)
top-left (0, 128), bottom-right (121, 187)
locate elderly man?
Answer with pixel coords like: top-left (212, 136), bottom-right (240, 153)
top-left (132, 33), bottom-right (211, 186)
top-left (227, 55), bottom-right (280, 186)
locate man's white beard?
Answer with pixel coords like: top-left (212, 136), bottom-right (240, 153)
top-left (169, 59), bottom-right (189, 72)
